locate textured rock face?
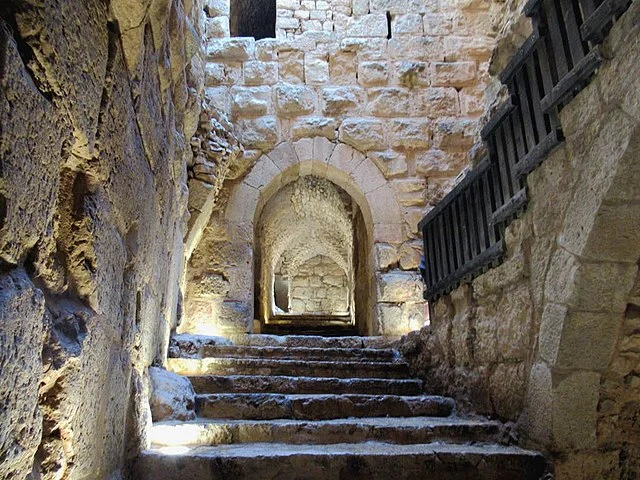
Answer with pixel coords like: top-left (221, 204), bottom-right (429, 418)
top-left (0, 0), bottom-right (236, 477)
top-left (400, 3), bottom-right (640, 479)
top-left (149, 367), bottom-right (197, 422)
top-left (0, 268), bottom-right (45, 480)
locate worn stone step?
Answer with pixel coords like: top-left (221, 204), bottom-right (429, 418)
top-left (189, 375), bottom-right (423, 395)
top-left (188, 345), bottom-right (397, 362)
top-left (195, 393), bottom-right (455, 420)
top-left (232, 334), bottom-right (399, 349)
top-left (134, 442), bottom-right (547, 480)
top-left (260, 323), bottom-right (359, 337)
top-left (149, 417), bottom-right (505, 447)
top-left (172, 333), bottom-right (399, 352)
top-left (167, 357), bottom-right (409, 379)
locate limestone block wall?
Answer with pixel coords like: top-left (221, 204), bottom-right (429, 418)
top-left (400, 3), bottom-right (640, 478)
top-left (290, 255), bottom-right (350, 314)
top-left (0, 0), bottom-right (214, 478)
top-left (183, 0), bottom-right (523, 336)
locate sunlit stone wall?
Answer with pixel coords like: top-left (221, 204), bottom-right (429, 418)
top-left (183, 0), bottom-right (526, 336)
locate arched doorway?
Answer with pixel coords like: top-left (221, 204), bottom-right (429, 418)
top-left (181, 138), bottom-right (419, 337)
top-left (254, 174), bottom-right (372, 334)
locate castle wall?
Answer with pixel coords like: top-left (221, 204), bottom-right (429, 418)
top-left (0, 0), bottom-right (226, 477)
top-left (184, 0), bottom-right (521, 336)
top-left (400, 3), bottom-right (640, 477)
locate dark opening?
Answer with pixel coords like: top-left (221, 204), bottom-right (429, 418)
top-left (230, 0), bottom-right (276, 40)
top-left (386, 11), bottom-right (392, 39)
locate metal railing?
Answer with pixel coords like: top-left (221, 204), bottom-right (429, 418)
top-left (420, 0), bottom-right (631, 302)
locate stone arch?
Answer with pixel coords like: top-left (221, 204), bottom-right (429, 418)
top-left (225, 138), bottom-right (403, 233)
top-left (224, 138), bottom-right (404, 334)
top-left (523, 118), bottom-right (640, 453)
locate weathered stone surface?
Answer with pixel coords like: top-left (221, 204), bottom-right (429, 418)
top-left (207, 38), bottom-right (254, 61)
top-left (416, 149), bottom-right (461, 178)
top-left (278, 50), bottom-right (305, 83)
top-left (206, 16), bottom-right (230, 38)
top-left (554, 371), bottom-right (600, 450)
top-left (329, 51), bottom-right (357, 83)
top-left (235, 117), bottom-right (279, 149)
top-left (168, 356), bottom-right (410, 379)
top-left (149, 367), bottom-right (196, 422)
top-left (368, 150), bottom-right (408, 178)
top-left (232, 86), bottom-right (272, 116)
top-left (397, 61), bottom-right (430, 88)
top-left (136, 441), bottom-right (546, 480)
top-left (0, 0), bottom-right (216, 477)
top-left (0, 269), bottom-right (45, 480)
top-left (388, 37), bottom-right (444, 61)
top-left (275, 84), bottom-right (317, 117)
top-left (14, 0), bottom-right (108, 156)
top-left (431, 62), bottom-right (477, 87)
top-left (215, 300), bottom-right (254, 332)
top-left (150, 416), bottom-right (501, 446)
top-left (304, 54), bottom-right (330, 84)
top-left (244, 61), bottom-right (278, 85)
top-left (0, 22), bottom-right (69, 264)
top-left (393, 14), bottom-right (424, 36)
top-left (375, 243), bottom-right (399, 271)
top-left (340, 118), bottom-right (385, 151)
top-left (399, 241), bottom-right (422, 270)
top-left (358, 61), bottom-right (389, 86)
top-left (322, 86), bottom-right (366, 115)
top-left (206, 62), bottom-right (243, 85)
top-left (291, 116), bottom-right (339, 140)
top-left (391, 119), bottom-right (431, 149)
top-left (377, 272), bottom-right (423, 303)
top-left (196, 392), bottom-right (453, 420)
top-left (346, 14), bottom-right (388, 37)
top-left (205, 0), bottom-right (230, 16)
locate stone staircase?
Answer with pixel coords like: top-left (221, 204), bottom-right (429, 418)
top-left (134, 334), bottom-right (548, 479)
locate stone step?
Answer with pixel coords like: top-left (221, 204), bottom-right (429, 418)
top-left (189, 375), bottom-right (423, 395)
top-left (172, 333), bottom-right (398, 350)
top-left (134, 442), bottom-right (547, 480)
top-left (186, 345), bottom-right (397, 362)
top-left (260, 323), bottom-right (359, 336)
top-left (149, 417), bottom-right (505, 447)
top-left (195, 393), bottom-right (455, 420)
top-left (233, 334), bottom-right (399, 349)
top-left (167, 357), bottom-right (409, 379)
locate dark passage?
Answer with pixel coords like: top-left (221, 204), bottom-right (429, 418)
top-left (230, 0), bottom-right (276, 40)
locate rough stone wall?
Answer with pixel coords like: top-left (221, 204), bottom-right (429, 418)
top-left (0, 0), bottom-right (224, 478)
top-left (290, 255), bottom-right (350, 314)
top-left (184, 0), bottom-right (519, 336)
top-left (400, 3), bottom-right (640, 478)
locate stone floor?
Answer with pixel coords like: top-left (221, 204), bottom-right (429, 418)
top-left (134, 334), bottom-right (548, 479)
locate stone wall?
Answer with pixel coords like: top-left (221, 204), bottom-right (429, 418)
top-left (0, 0), bottom-right (222, 478)
top-left (183, 0), bottom-right (521, 336)
top-left (290, 255), bottom-right (350, 314)
top-left (400, 3), bottom-right (640, 478)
